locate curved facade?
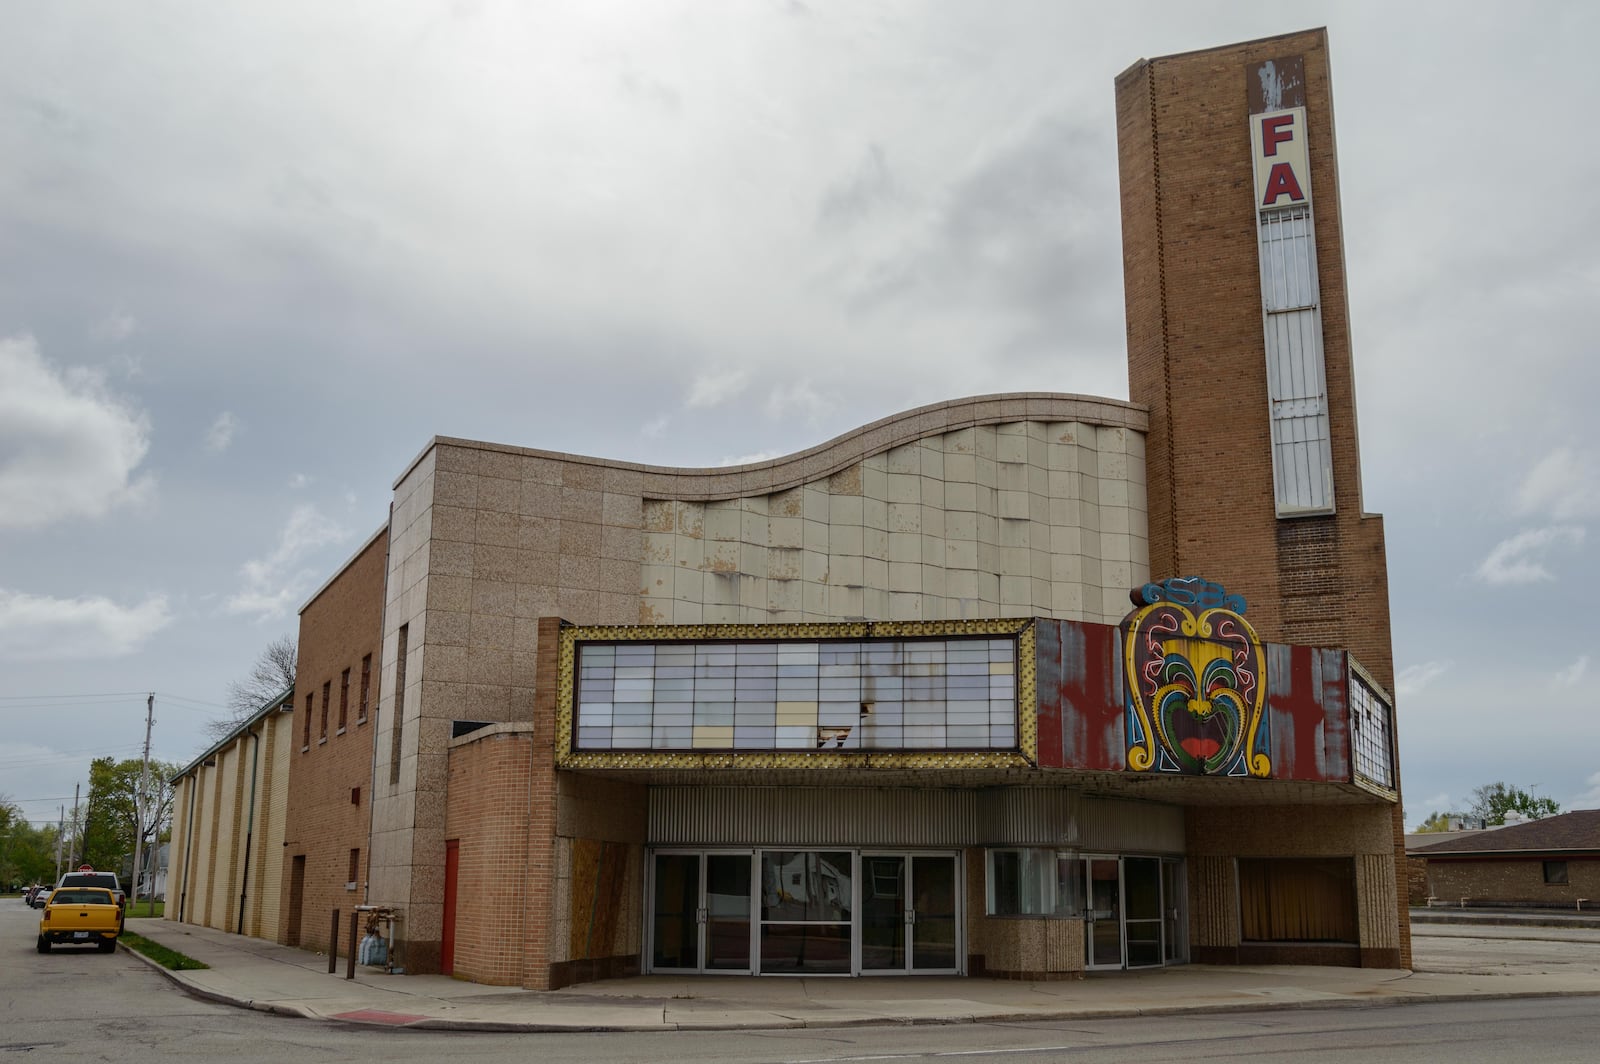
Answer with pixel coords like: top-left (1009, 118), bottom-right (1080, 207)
top-left (371, 394), bottom-right (1151, 973)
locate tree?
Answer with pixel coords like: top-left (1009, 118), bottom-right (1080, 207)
top-left (80, 757), bottom-right (180, 878)
top-left (1466, 782), bottom-right (1559, 826)
top-left (1413, 811), bottom-right (1457, 833)
top-left (208, 633), bottom-right (297, 739)
top-left (0, 796), bottom-right (60, 890)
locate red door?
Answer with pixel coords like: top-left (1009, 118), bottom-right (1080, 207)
top-left (442, 840), bottom-right (459, 976)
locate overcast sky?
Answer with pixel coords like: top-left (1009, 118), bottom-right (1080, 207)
top-left (2, 1), bottom-right (1596, 837)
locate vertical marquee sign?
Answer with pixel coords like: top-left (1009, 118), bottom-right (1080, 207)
top-left (1249, 56), bottom-right (1335, 517)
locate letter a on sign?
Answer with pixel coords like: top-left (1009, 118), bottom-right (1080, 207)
top-left (1250, 107), bottom-right (1311, 208)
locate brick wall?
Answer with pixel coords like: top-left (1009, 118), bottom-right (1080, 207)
top-left (443, 730), bottom-right (535, 985)
top-left (1426, 856), bottom-right (1600, 907)
top-left (1116, 28), bottom-right (1406, 966)
top-left (279, 529), bottom-right (386, 956)
top-left (1187, 802), bottom-right (1400, 966)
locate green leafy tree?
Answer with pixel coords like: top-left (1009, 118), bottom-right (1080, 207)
top-left (1413, 811), bottom-right (1458, 833)
top-left (81, 757), bottom-right (180, 878)
top-left (0, 796), bottom-right (60, 889)
top-left (1466, 782), bottom-right (1560, 826)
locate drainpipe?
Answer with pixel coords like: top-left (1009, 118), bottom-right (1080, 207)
top-left (236, 727), bottom-right (261, 935)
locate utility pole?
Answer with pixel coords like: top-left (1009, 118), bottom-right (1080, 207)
top-left (131, 692), bottom-right (155, 912)
top-left (69, 785), bottom-right (80, 868)
top-left (55, 806), bottom-right (64, 880)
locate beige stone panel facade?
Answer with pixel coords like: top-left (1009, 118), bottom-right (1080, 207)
top-left (639, 420), bottom-right (1149, 628)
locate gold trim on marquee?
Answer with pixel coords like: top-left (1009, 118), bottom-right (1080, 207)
top-left (555, 618), bottom-right (1037, 771)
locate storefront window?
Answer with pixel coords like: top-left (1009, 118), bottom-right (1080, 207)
top-left (986, 849), bottom-right (1082, 916)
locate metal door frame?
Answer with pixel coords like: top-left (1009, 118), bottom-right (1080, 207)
top-left (646, 849), bottom-right (755, 974)
top-left (856, 850), bottom-right (963, 976)
top-left (1083, 853), bottom-right (1124, 971)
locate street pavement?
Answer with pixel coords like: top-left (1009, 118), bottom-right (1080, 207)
top-left (117, 909), bottom-right (1600, 1032)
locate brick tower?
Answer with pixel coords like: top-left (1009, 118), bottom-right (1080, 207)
top-left (1115, 28), bottom-right (1408, 965)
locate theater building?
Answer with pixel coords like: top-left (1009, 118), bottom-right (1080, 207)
top-left (173, 28), bottom-right (1410, 986)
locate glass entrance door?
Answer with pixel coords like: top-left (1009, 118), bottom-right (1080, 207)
top-left (1123, 856), bottom-right (1164, 968)
top-left (650, 851), bottom-right (753, 973)
top-left (1162, 858), bottom-right (1187, 964)
top-left (1084, 855), bottom-right (1123, 970)
top-left (859, 853), bottom-right (960, 974)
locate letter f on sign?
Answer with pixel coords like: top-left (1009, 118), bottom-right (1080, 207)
top-left (1260, 113), bottom-right (1295, 156)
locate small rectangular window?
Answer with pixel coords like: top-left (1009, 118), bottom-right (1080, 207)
top-left (358, 654), bottom-right (372, 723)
top-left (338, 668), bottom-right (350, 731)
top-left (351, 787), bottom-right (361, 806)
top-left (348, 848), bottom-right (361, 888)
top-left (1544, 860), bottom-right (1569, 885)
top-left (319, 681), bottom-right (330, 740)
top-left (302, 693), bottom-right (312, 750)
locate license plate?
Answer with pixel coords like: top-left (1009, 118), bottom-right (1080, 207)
top-left (74, 931), bottom-right (90, 939)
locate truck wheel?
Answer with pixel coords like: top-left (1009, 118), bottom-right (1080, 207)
top-left (36, 936), bottom-right (50, 954)
top-left (98, 938), bottom-right (117, 953)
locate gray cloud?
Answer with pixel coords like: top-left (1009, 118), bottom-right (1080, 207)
top-left (0, 335), bottom-right (153, 528)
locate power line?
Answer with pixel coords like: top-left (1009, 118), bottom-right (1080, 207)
top-left (0, 692), bottom-right (150, 701)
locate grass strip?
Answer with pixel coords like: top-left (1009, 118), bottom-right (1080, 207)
top-left (119, 931), bottom-right (209, 970)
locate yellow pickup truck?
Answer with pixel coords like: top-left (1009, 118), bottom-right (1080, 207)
top-left (37, 887), bottom-right (122, 953)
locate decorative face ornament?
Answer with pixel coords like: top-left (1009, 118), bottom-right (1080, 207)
top-left (1122, 578), bottom-right (1270, 777)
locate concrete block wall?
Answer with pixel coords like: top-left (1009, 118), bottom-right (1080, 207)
top-left (169, 705), bottom-right (294, 941)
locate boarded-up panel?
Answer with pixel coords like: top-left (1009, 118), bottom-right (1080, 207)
top-left (569, 838), bottom-right (629, 961)
top-left (1034, 618), bottom-right (1123, 771)
top-left (1265, 644), bottom-right (1348, 782)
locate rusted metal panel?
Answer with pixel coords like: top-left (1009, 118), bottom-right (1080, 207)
top-left (1246, 55), bottom-right (1307, 114)
top-left (1265, 644), bottom-right (1349, 782)
top-left (1034, 619), bottom-right (1123, 771)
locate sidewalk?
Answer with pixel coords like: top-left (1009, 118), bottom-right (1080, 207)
top-left (120, 918), bottom-right (1600, 1032)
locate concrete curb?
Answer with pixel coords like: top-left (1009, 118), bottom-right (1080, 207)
top-left (118, 940), bottom-right (321, 1022)
top-left (118, 935), bottom-right (1600, 1036)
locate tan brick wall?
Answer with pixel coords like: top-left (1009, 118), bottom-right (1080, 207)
top-left (280, 530), bottom-right (386, 956)
top-left (443, 730), bottom-right (534, 985)
top-left (1116, 28), bottom-right (1405, 964)
top-left (1426, 857), bottom-right (1600, 907)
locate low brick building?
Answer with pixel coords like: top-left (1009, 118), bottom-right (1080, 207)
top-left (1411, 810), bottom-right (1600, 908)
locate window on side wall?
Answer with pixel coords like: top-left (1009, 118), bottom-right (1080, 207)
top-left (986, 849), bottom-right (1083, 917)
top-left (358, 653), bottom-right (372, 724)
top-left (338, 668), bottom-right (350, 732)
top-left (1544, 860), bottom-right (1569, 885)
top-left (302, 693), bottom-right (312, 751)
